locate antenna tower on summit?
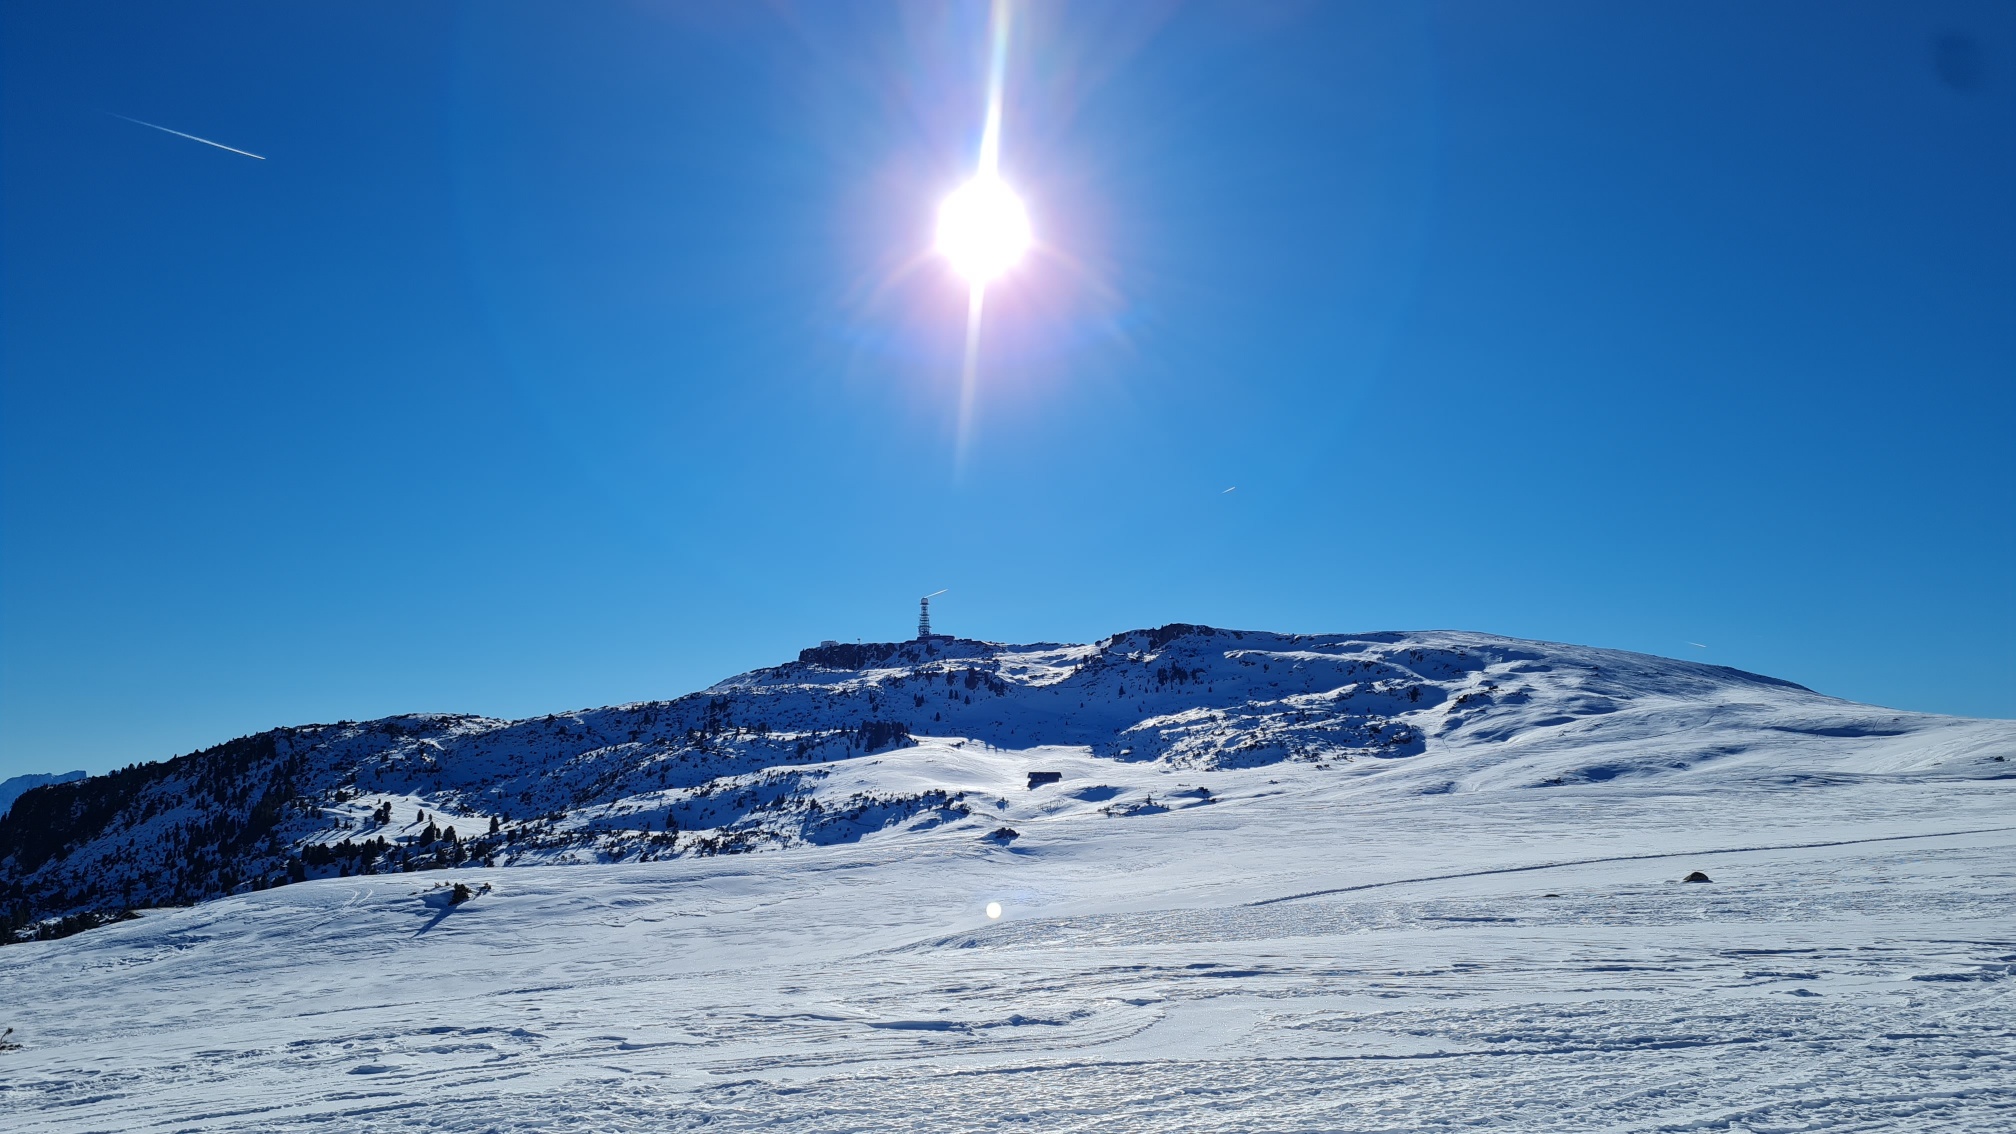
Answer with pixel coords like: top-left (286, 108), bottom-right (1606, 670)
top-left (918, 589), bottom-right (947, 640)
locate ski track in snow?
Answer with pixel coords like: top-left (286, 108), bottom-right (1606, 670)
top-left (1247, 824), bottom-right (2016, 906)
top-left (4, 778), bottom-right (2013, 1131)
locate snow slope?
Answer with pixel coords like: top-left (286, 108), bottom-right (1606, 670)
top-left (2, 627), bottom-right (2013, 1129)
top-left (2, 764), bottom-right (2012, 1130)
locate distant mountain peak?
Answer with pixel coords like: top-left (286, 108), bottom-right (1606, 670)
top-left (0, 770), bottom-right (87, 819)
top-left (2, 627), bottom-right (2005, 943)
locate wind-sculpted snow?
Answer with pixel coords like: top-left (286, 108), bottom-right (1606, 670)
top-left (3, 626), bottom-right (2010, 941)
top-left (1, 778), bottom-right (2012, 1131)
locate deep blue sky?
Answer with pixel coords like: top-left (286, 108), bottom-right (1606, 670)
top-left (3, 1), bottom-right (2011, 778)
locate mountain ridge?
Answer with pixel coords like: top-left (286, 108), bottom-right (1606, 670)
top-left (3, 624), bottom-right (2008, 941)
top-left (0, 771), bottom-right (87, 819)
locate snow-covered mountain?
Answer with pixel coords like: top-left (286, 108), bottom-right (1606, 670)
top-left (3, 625), bottom-right (2009, 941)
top-left (4, 626), bottom-right (2015, 1131)
top-left (0, 771), bottom-right (85, 819)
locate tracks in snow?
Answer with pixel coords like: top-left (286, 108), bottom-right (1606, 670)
top-left (1248, 824), bottom-right (2016, 906)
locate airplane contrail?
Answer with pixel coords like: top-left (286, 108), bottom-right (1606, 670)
top-left (110, 114), bottom-right (265, 160)
top-left (1222, 487), bottom-right (1237, 494)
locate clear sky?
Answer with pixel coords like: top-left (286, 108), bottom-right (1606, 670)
top-left (3, 1), bottom-right (2011, 778)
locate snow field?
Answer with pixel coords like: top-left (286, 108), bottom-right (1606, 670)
top-left (3, 760), bottom-right (2011, 1132)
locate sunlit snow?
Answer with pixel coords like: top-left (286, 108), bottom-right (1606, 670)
top-left (3, 627), bottom-right (2011, 1131)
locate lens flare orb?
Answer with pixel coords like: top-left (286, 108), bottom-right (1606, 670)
top-left (937, 177), bottom-right (1031, 284)
top-left (985, 901), bottom-right (1003, 919)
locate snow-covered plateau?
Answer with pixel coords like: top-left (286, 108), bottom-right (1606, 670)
top-left (2, 626), bottom-right (2012, 1131)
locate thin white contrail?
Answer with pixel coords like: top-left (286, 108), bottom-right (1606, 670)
top-left (110, 114), bottom-right (265, 160)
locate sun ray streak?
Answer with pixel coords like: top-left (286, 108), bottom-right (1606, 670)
top-left (955, 0), bottom-right (1014, 476)
top-left (978, 0), bottom-right (1013, 178)
top-left (955, 281), bottom-right (988, 474)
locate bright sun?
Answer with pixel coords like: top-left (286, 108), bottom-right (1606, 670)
top-left (937, 177), bottom-right (1031, 284)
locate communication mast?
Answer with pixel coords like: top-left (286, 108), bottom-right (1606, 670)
top-left (918, 589), bottom-right (947, 640)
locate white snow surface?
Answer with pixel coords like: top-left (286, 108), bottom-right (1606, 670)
top-left (3, 628), bottom-right (2014, 1130)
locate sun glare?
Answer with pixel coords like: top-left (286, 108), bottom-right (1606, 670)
top-left (937, 177), bottom-right (1031, 284)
